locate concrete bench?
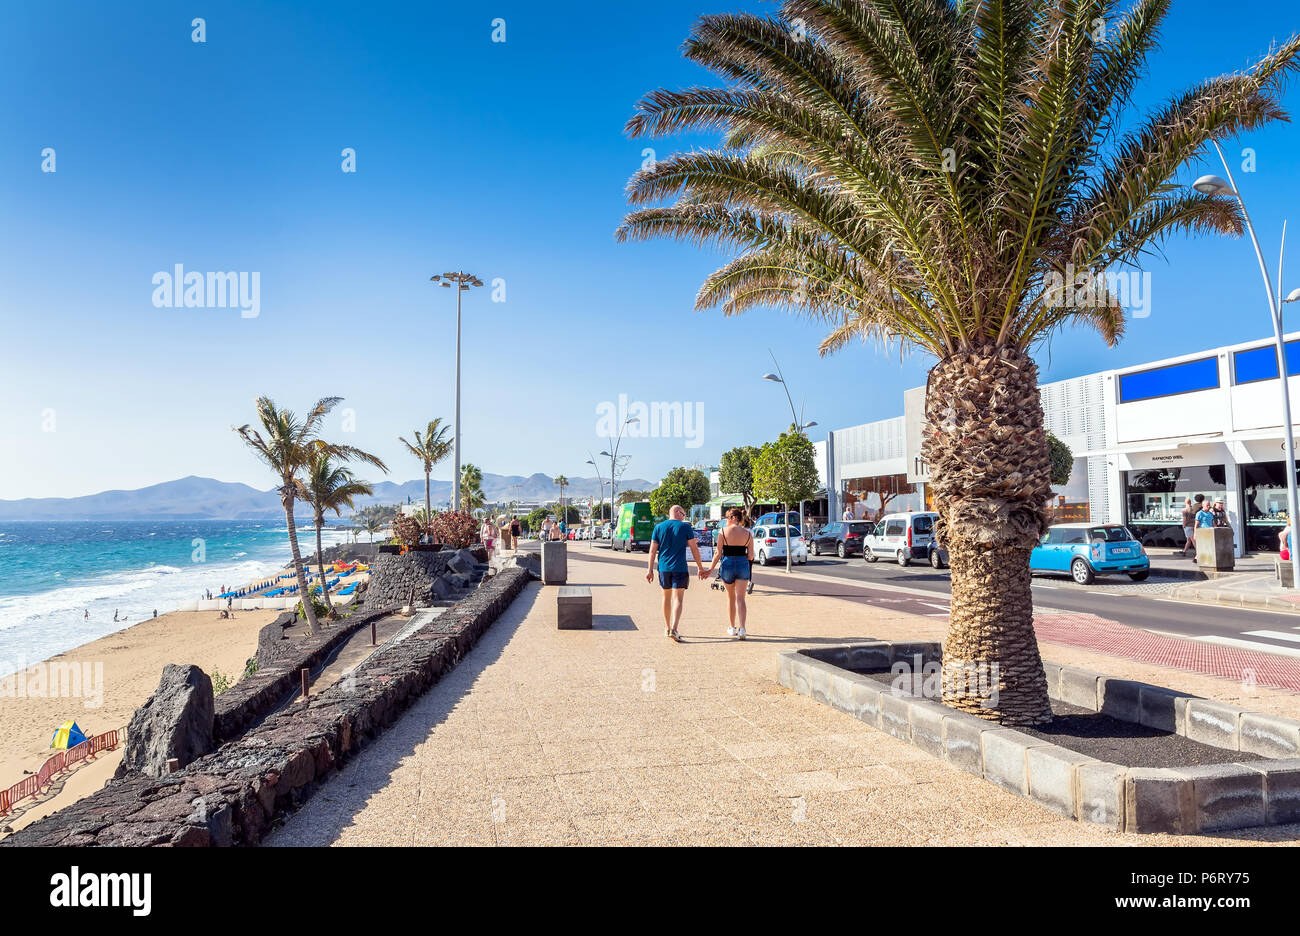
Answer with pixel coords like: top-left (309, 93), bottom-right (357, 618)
top-left (557, 586), bottom-right (592, 630)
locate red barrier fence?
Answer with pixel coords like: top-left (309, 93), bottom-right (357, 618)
top-left (0, 728), bottom-right (122, 818)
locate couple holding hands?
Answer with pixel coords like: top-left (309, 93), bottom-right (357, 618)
top-left (646, 506), bottom-right (754, 642)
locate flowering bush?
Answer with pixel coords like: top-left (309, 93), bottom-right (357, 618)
top-left (431, 510), bottom-right (478, 548)
top-left (391, 513), bottom-right (423, 548)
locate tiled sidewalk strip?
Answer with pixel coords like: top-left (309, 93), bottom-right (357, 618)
top-left (780, 642), bottom-right (1300, 834)
top-left (1170, 573), bottom-right (1300, 615)
top-left (1033, 611), bottom-right (1300, 692)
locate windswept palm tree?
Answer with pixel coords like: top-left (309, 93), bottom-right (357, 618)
top-left (305, 450), bottom-right (385, 615)
top-left (235, 396), bottom-right (386, 635)
top-left (620, 0), bottom-right (1300, 724)
top-left (554, 475), bottom-right (569, 517)
top-left (363, 516), bottom-right (384, 543)
top-left (460, 463), bottom-right (485, 511)
top-left (398, 419), bottom-right (453, 531)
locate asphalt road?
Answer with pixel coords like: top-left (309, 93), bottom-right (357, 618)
top-left (575, 539), bottom-right (1300, 658)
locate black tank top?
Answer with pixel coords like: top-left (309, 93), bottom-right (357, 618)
top-left (719, 528), bottom-right (750, 557)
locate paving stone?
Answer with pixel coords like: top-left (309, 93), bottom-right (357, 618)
top-left (1125, 768), bottom-right (1195, 834)
top-left (1058, 666), bottom-right (1101, 711)
top-left (940, 712), bottom-right (989, 777)
top-left (1041, 661), bottom-right (1062, 700)
top-left (878, 692), bottom-right (913, 742)
top-left (1253, 758), bottom-right (1300, 826)
top-left (829, 672), bottom-right (857, 716)
top-left (1177, 763), bottom-right (1265, 833)
top-left (907, 699), bottom-right (948, 759)
top-left (850, 679), bottom-right (882, 728)
top-left (1238, 712), bottom-right (1300, 759)
top-left (1183, 699), bottom-right (1243, 750)
top-left (1075, 761), bottom-right (1126, 830)
top-left (1097, 677), bottom-right (1142, 723)
top-left (1138, 684), bottom-right (1186, 733)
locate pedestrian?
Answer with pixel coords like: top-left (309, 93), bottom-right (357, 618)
top-left (481, 516), bottom-right (498, 557)
top-left (1212, 499), bottom-right (1230, 529)
top-left (541, 516), bottom-right (553, 542)
top-left (702, 507), bottom-right (754, 639)
top-left (84, 609), bottom-right (89, 622)
top-left (559, 518), bottom-right (568, 540)
top-left (1195, 499), bottom-right (1215, 535)
top-left (843, 505), bottom-right (853, 521)
top-left (113, 609), bottom-right (118, 622)
top-left (1180, 496), bottom-right (1196, 558)
top-left (646, 505), bottom-right (706, 642)
top-left (153, 609), bottom-right (157, 618)
top-left (510, 516), bottom-right (521, 552)
top-left (1280, 523), bottom-right (1293, 561)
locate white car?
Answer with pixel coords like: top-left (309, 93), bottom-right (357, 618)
top-left (863, 511), bottom-right (939, 566)
top-left (753, 525), bottom-right (809, 566)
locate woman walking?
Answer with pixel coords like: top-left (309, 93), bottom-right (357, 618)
top-left (703, 507), bottom-right (754, 639)
top-left (509, 515), bottom-right (522, 552)
top-left (481, 516), bottom-right (498, 558)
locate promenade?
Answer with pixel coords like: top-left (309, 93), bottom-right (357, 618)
top-left (267, 547), bottom-right (1300, 847)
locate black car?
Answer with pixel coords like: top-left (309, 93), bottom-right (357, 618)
top-left (810, 521), bottom-right (874, 558)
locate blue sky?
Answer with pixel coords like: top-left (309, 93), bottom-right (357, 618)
top-left (3, 0), bottom-right (1300, 501)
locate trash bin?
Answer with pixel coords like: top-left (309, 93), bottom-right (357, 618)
top-left (1194, 527), bottom-right (1234, 572)
top-left (541, 541), bottom-right (568, 585)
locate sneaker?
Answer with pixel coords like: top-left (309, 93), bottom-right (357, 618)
top-left (726, 626), bottom-right (738, 637)
top-left (737, 627), bottom-right (747, 640)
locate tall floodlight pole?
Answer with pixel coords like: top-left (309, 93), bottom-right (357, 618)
top-left (601, 416), bottom-right (640, 514)
top-left (1195, 145), bottom-right (1300, 587)
top-left (587, 456), bottom-right (607, 531)
top-left (430, 271), bottom-right (484, 512)
top-left (763, 351), bottom-right (818, 572)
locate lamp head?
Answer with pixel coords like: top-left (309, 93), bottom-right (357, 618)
top-left (1287, 288), bottom-right (1300, 304)
top-left (1193, 174), bottom-right (1235, 197)
top-left (762, 373), bottom-right (783, 382)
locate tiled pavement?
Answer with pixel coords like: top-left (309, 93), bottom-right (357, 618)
top-left (266, 551), bottom-right (1300, 847)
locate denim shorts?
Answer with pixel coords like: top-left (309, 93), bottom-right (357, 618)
top-left (719, 556), bottom-right (752, 584)
top-left (658, 569), bottom-right (690, 590)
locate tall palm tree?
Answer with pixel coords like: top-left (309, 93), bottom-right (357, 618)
top-left (460, 463), bottom-right (485, 511)
top-left (398, 419), bottom-right (453, 531)
top-left (363, 516), bottom-right (384, 543)
top-left (235, 396), bottom-right (385, 635)
top-left (305, 450), bottom-right (385, 615)
top-left (620, 0), bottom-right (1300, 725)
top-left (554, 475), bottom-right (569, 518)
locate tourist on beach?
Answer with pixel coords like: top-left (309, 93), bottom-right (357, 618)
top-left (113, 609), bottom-right (118, 622)
top-left (646, 504), bottom-right (706, 642)
top-left (1180, 497), bottom-right (1196, 558)
top-left (702, 507), bottom-right (754, 639)
top-left (152, 609), bottom-right (157, 618)
top-left (84, 609), bottom-right (88, 622)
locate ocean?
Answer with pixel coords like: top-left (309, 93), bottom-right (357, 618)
top-left (0, 520), bottom-right (352, 673)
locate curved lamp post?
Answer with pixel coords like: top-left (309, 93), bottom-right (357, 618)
top-left (600, 415), bottom-right (640, 518)
top-left (586, 456), bottom-right (608, 536)
top-left (430, 271), bottom-right (484, 512)
top-left (1194, 143), bottom-right (1300, 585)
top-left (763, 351), bottom-right (818, 572)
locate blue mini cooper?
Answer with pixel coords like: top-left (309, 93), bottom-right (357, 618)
top-left (1030, 523), bottom-right (1150, 584)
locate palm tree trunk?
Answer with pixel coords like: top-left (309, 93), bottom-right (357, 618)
top-left (283, 488), bottom-right (319, 636)
top-left (315, 509), bottom-right (334, 617)
top-left (424, 469), bottom-right (432, 528)
top-left (922, 346), bottom-right (1053, 726)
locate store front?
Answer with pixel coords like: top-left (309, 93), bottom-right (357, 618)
top-left (840, 474), bottom-right (922, 521)
top-left (1123, 464), bottom-right (1227, 548)
top-left (1240, 461), bottom-right (1299, 553)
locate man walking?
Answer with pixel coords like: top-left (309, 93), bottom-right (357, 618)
top-left (1180, 496), bottom-right (1196, 558)
top-left (646, 504), bottom-right (706, 642)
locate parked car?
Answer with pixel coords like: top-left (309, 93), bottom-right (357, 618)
top-left (612, 502), bottom-right (655, 552)
top-left (810, 521), bottom-right (874, 557)
top-left (863, 512), bottom-right (939, 566)
top-left (927, 542), bottom-right (949, 569)
top-left (753, 525), bottom-right (808, 565)
top-left (755, 511), bottom-right (802, 532)
top-left (1031, 523), bottom-right (1150, 584)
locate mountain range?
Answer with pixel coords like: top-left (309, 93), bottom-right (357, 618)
top-left (0, 473), bottom-right (658, 521)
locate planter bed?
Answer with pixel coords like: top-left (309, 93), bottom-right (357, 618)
top-left (779, 641), bottom-right (1300, 834)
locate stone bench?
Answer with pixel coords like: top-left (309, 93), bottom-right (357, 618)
top-left (557, 586), bottom-right (592, 630)
top-left (1278, 558), bottom-right (1295, 588)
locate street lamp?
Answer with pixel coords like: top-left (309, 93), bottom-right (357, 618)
top-left (430, 271), bottom-right (484, 512)
top-left (586, 456), bottom-right (608, 536)
top-left (1193, 143), bottom-right (1300, 585)
top-left (600, 415), bottom-right (640, 517)
top-left (763, 351), bottom-right (817, 572)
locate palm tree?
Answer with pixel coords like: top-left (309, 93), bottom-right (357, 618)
top-left (398, 419), bottom-right (453, 532)
top-left (554, 475), bottom-right (569, 517)
top-left (305, 450), bottom-right (385, 615)
top-left (460, 463), bottom-right (485, 511)
top-left (235, 396), bottom-right (385, 635)
top-left (363, 516), bottom-right (384, 543)
top-left (620, 0), bottom-right (1300, 725)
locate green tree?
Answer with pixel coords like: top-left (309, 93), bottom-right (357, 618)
top-left (618, 0), bottom-right (1300, 725)
top-left (554, 475), bottom-right (569, 515)
top-left (234, 396), bottom-right (381, 635)
top-left (460, 463), bottom-right (485, 511)
top-left (752, 428), bottom-right (820, 572)
top-left (1047, 432), bottom-right (1074, 487)
top-left (649, 467), bottom-right (710, 518)
top-left (719, 445), bottom-right (761, 519)
top-left (304, 450), bottom-right (384, 615)
top-left (618, 489), bottom-right (651, 505)
top-left (398, 419), bottom-right (453, 528)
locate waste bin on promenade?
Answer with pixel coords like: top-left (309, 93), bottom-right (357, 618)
top-left (542, 541), bottom-right (568, 585)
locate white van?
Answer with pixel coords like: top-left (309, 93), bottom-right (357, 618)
top-left (863, 512), bottom-right (938, 566)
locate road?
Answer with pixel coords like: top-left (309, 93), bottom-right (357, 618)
top-left (576, 539), bottom-right (1300, 659)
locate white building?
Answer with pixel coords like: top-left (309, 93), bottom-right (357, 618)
top-left (815, 332), bottom-right (1300, 557)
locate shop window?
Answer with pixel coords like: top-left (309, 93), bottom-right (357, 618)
top-left (1241, 461), bottom-right (1300, 552)
top-left (1118, 357), bottom-right (1219, 403)
top-left (1124, 465), bottom-right (1226, 549)
top-left (1233, 341), bottom-right (1300, 385)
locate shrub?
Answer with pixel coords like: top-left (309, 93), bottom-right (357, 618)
top-left (296, 595), bottom-right (330, 622)
top-left (431, 510), bottom-right (478, 548)
top-left (243, 656), bottom-right (259, 679)
top-left (391, 513), bottom-right (423, 548)
top-left (211, 669), bottom-right (232, 695)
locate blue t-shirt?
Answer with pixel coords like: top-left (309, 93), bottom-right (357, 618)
top-left (1195, 509), bottom-right (1215, 529)
top-left (651, 519), bottom-right (696, 573)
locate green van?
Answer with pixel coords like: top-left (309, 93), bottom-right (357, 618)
top-left (612, 502), bottom-right (655, 552)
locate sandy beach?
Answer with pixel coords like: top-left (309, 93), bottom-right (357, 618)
top-left (0, 607), bottom-right (277, 831)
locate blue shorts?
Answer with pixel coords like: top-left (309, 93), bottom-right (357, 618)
top-left (719, 556), bottom-right (752, 584)
top-left (658, 569), bottom-right (690, 590)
